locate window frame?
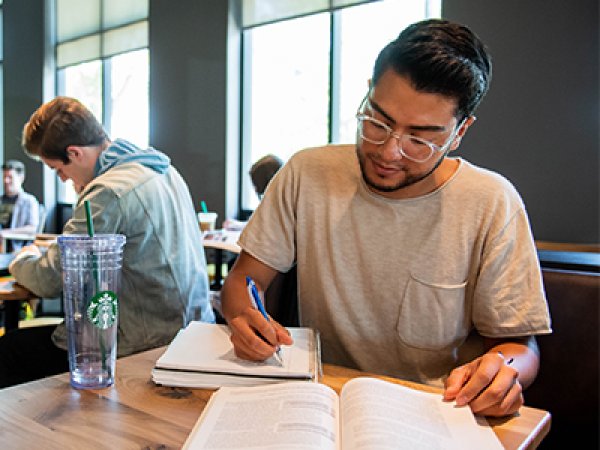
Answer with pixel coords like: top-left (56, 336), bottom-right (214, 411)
top-left (53, 0), bottom-right (148, 204)
top-left (238, 0), bottom-right (440, 217)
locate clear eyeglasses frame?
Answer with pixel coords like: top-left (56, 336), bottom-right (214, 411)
top-left (356, 95), bottom-right (467, 163)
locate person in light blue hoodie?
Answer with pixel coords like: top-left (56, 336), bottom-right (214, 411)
top-left (0, 96), bottom-right (214, 388)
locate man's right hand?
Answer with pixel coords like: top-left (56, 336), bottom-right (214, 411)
top-left (228, 306), bottom-right (293, 361)
top-left (220, 251), bottom-right (294, 361)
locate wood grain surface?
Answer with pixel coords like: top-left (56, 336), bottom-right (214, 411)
top-left (0, 346), bottom-right (550, 449)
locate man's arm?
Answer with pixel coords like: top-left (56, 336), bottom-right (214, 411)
top-left (443, 336), bottom-right (540, 416)
top-left (221, 251), bottom-right (294, 361)
top-left (9, 243), bottom-right (63, 298)
top-left (9, 188), bottom-right (108, 298)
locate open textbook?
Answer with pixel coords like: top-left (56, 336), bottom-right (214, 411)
top-left (182, 377), bottom-right (503, 450)
top-left (152, 321), bottom-right (320, 388)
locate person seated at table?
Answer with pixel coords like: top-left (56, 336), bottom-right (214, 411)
top-left (0, 96), bottom-right (215, 388)
top-left (223, 154), bottom-right (283, 231)
top-left (220, 19), bottom-right (551, 417)
top-left (0, 159), bottom-right (40, 252)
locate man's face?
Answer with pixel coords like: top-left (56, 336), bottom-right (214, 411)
top-left (41, 156), bottom-right (88, 188)
top-left (3, 169), bottom-right (24, 196)
top-left (356, 70), bottom-right (464, 199)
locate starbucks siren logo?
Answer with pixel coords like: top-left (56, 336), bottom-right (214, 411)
top-left (87, 290), bottom-right (118, 329)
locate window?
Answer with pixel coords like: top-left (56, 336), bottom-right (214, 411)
top-left (240, 0), bottom-right (440, 211)
top-left (55, 0), bottom-right (149, 203)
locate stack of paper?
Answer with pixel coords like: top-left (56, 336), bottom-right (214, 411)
top-left (152, 321), bottom-right (319, 388)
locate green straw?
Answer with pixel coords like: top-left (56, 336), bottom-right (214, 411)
top-left (84, 200), bottom-right (95, 237)
top-left (200, 201), bottom-right (208, 213)
top-left (84, 201), bottom-right (98, 290)
top-left (84, 200), bottom-right (106, 372)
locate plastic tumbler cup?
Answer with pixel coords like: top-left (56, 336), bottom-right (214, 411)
top-left (58, 234), bottom-right (126, 389)
top-left (198, 212), bottom-right (218, 232)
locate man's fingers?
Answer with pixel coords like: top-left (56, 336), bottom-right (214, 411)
top-left (273, 321), bottom-right (294, 345)
top-left (471, 382), bottom-right (524, 416)
top-left (229, 310), bottom-right (285, 360)
top-left (454, 352), bottom-right (505, 406)
top-left (467, 363), bottom-right (519, 411)
top-left (230, 333), bottom-right (269, 361)
top-left (444, 363), bottom-right (473, 401)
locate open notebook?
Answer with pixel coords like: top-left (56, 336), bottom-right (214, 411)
top-left (152, 321), bottom-right (320, 388)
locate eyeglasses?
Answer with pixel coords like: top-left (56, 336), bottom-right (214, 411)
top-left (356, 96), bottom-right (466, 163)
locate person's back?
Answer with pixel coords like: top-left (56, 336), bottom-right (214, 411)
top-left (53, 155), bottom-right (213, 354)
top-left (11, 138), bottom-right (215, 355)
top-left (2, 97), bottom-right (215, 391)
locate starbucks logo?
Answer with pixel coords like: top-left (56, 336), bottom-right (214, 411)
top-left (87, 290), bottom-right (118, 329)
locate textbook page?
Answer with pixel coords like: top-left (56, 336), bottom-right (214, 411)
top-left (154, 322), bottom-right (315, 379)
top-left (183, 382), bottom-right (340, 450)
top-left (340, 377), bottom-right (503, 450)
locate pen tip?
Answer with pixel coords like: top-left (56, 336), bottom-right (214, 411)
top-left (274, 352), bottom-right (283, 365)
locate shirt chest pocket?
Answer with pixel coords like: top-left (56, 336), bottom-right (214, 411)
top-left (396, 274), bottom-right (470, 350)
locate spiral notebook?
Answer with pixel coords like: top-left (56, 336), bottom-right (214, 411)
top-left (152, 321), bottom-right (320, 388)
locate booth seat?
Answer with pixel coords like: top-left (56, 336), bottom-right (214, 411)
top-left (525, 267), bottom-right (599, 449)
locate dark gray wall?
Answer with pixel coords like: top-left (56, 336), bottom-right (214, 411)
top-left (3, 0), bottom-right (46, 199)
top-left (149, 0), bottom-right (239, 226)
top-left (443, 0), bottom-right (599, 243)
top-left (3, 0), bottom-right (56, 230)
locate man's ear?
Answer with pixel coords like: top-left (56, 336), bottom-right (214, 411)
top-left (449, 116), bottom-right (477, 151)
top-left (66, 145), bottom-right (83, 162)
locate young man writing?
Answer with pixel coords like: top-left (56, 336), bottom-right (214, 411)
top-left (220, 19), bottom-right (551, 417)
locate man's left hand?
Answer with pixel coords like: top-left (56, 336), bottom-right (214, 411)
top-left (443, 351), bottom-right (523, 416)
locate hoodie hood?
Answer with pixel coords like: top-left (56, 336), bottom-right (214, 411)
top-left (95, 138), bottom-right (171, 177)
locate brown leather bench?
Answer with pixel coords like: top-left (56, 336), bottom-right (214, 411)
top-left (525, 268), bottom-right (599, 449)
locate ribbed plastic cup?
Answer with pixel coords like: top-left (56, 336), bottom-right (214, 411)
top-left (58, 234), bottom-right (125, 389)
top-left (198, 212), bottom-right (218, 232)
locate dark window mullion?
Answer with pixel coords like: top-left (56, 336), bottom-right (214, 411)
top-left (239, 29), bottom-right (253, 218)
top-left (102, 57), bottom-right (112, 137)
top-left (329, 10), bottom-right (341, 144)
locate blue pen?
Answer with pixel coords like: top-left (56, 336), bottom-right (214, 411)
top-left (246, 276), bottom-right (283, 364)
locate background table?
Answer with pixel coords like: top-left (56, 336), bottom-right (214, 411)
top-left (202, 229), bottom-right (241, 289)
top-left (0, 346), bottom-right (550, 449)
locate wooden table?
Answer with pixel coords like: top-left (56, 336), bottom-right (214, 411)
top-left (0, 346), bottom-right (550, 449)
top-left (0, 231), bottom-right (38, 254)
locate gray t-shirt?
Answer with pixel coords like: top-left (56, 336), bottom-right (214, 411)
top-left (239, 144), bottom-right (551, 387)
